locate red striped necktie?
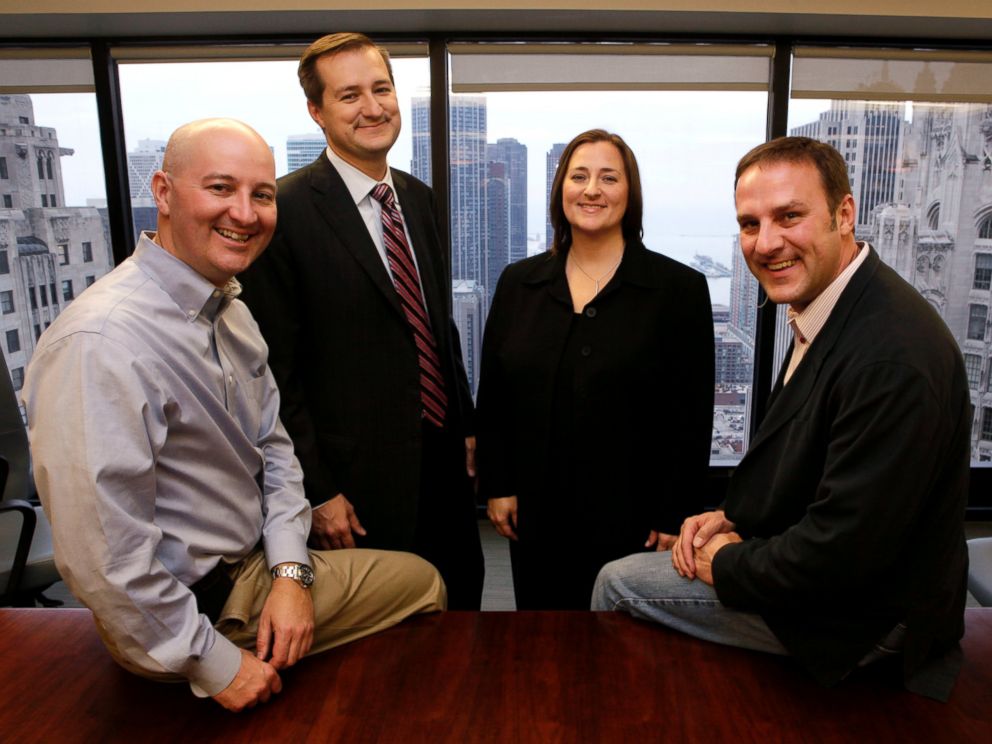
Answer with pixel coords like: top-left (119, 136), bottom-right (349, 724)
top-left (371, 182), bottom-right (448, 428)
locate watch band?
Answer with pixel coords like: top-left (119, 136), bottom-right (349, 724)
top-left (271, 562), bottom-right (314, 589)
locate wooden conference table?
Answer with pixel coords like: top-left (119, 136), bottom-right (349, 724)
top-left (0, 608), bottom-right (989, 743)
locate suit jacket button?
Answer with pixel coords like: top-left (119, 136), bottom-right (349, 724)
top-left (585, 306), bottom-right (597, 318)
top-left (581, 345), bottom-right (592, 357)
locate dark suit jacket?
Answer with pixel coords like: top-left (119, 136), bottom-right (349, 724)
top-left (713, 247), bottom-right (970, 700)
top-left (239, 153), bottom-right (474, 549)
top-left (476, 242), bottom-right (714, 541)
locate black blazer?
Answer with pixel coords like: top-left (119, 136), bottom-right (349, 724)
top-left (240, 153), bottom-right (474, 549)
top-left (476, 242), bottom-right (715, 540)
top-left (713, 248), bottom-right (970, 700)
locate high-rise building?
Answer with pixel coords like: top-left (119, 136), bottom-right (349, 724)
top-left (410, 97), bottom-right (431, 185)
top-left (791, 101), bottom-right (905, 239)
top-left (728, 234), bottom-right (758, 344)
top-left (451, 279), bottom-right (485, 395)
top-left (126, 139), bottom-right (166, 200)
top-left (0, 94), bottom-right (113, 393)
top-left (545, 142), bottom-right (566, 250)
top-left (483, 160), bottom-right (509, 309)
top-left (448, 96), bottom-right (487, 285)
top-left (286, 133), bottom-right (326, 172)
top-left (488, 138), bottom-right (527, 265)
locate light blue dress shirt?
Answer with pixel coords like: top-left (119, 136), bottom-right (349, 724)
top-left (22, 233), bottom-right (310, 696)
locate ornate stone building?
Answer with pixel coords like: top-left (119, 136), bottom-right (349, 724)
top-left (0, 94), bottom-right (112, 394)
top-left (874, 103), bottom-right (992, 461)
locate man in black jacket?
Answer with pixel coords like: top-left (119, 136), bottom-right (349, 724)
top-left (593, 137), bottom-right (969, 700)
top-left (240, 33), bottom-right (483, 609)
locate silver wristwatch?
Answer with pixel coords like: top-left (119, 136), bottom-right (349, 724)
top-left (271, 562), bottom-right (314, 589)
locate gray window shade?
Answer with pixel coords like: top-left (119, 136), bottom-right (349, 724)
top-left (793, 47), bottom-right (992, 103)
top-left (449, 43), bottom-right (772, 93)
top-left (0, 50), bottom-right (94, 93)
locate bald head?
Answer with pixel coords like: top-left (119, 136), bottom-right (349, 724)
top-left (150, 118), bottom-right (278, 287)
top-left (161, 118), bottom-right (273, 177)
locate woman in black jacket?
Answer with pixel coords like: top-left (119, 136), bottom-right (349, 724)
top-left (476, 129), bottom-right (715, 609)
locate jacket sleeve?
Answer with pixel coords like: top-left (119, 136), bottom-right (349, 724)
top-left (475, 269), bottom-right (516, 500)
top-left (713, 360), bottom-right (954, 611)
top-left (240, 229), bottom-right (339, 508)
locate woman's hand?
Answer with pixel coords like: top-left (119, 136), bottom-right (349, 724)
top-left (487, 496), bottom-right (519, 541)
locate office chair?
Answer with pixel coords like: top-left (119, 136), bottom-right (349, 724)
top-left (967, 537), bottom-right (992, 607)
top-left (0, 351), bottom-right (61, 607)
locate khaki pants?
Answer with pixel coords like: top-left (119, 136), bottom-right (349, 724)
top-left (97, 549), bottom-right (446, 686)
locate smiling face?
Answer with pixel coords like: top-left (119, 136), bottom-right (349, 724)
top-left (152, 122), bottom-right (277, 287)
top-left (735, 160), bottom-right (858, 312)
top-left (561, 141), bottom-right (629, 241)
top-left (307, 45), bottom-right (400, 179)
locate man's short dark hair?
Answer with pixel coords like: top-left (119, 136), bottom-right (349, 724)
top-left (298, 32), bottom-right (394, 105)
top-left (735, 136), bottom-right (852, 214)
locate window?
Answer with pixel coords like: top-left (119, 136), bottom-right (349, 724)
top-left (39, 284), bottom-right (48, 307)
top-left (964, 353), bottom-right (982, 389)
top-left (33, 324), bottom-right (41, 340)
top-left (788, 47), bottom-right (992, 465)
top-left (980, 215), bottom-right (992, 240)
top-left (447, 41), bottom-right (770, 462)
top-left (0, 250), bottom-right (8, 274)
top-left (2, 195), bottom-right (10, 208)
top-left (40, 194), bottom-right (47, 207)
top-left (82, 241), bottom-right (93, 262)
top-left (85, 275), bottom-right (96, 287)
top-left (46, 157), bottom-right (53, 180)
top-left (968, 304), bottom-right (988, 341)
top-left (117, 45), bottom-right (427, 246)
top-left (36, 157), bottom-right (44, 179)
top-left (49, 194), bottom-right (56, 207)
top-left (49, 282), bottom-right (57, 305)
top-left (976, 254), bottom-right (992, 291)
top-left (29, 287), bottom-right (37, 310)
top-left (0, 291), bottom-right (13, 314)
top-left (5, 329), bottom-right (19, 354)
top-left (0, 157), bottom-right (7, 179)
top-left (983, 407), bottom-right (992, 441)
top-left (61, 279), bottom-right (73, 301)
top-left (10, 366), bottom-right (24, 392)
top-left (58, 243), bottom-right (69, 265)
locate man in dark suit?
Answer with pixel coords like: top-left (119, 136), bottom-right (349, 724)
top-left (240, 33), bottom-right (483, 609)
top-left (593, 137), bottom-right (970, 700)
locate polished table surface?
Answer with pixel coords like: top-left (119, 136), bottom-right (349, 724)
top-left (0, 608), bottom-right (989, 743)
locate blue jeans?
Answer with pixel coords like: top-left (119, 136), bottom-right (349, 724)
top-left (591, 552), bottom-right (788, 655)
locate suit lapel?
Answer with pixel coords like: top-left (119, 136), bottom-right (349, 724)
top-left (307, 154), bottom-right (406, 321)
top-left (746, 249), bottom-right (881, 455)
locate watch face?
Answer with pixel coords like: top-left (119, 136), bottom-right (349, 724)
top-left (298, 564), bottom-right (315, 588)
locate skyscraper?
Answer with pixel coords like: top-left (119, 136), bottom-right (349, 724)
top-left (448, 96), bottom-right (487, 284)
top-left (410, 97), bottom-right (431, 185)
top-left (451, 279), bottom-right (485, 395)
top-left (286, 133), bottom-right (326, 172)
top-left (0, 94), bottom-right (113, 393)
top-left (126, 139), bottom-right (166, 200)
top-left (488, 138), bottom-right (527, 265)
top-left (545, 142), bottom-right (566, 250)
top-left (483, 160), bottom-right (509, 308)
top-left (791, 101), bottom-right (905, 239)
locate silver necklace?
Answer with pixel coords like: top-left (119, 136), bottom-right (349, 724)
top-left (569, 248), bottom-right (624, 295)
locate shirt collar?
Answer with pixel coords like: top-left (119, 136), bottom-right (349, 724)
top-left (786, 241), bottom-right (869, 347)
top-left (325, 145), bottom-right (397, 207)
top-left (132, 232), bottom-right (240, 323)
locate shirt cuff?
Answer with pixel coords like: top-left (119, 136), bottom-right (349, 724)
top-left (263, 530), bottom-right (311, 570)
top-left (187, 631), bottom-right (244, 698)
